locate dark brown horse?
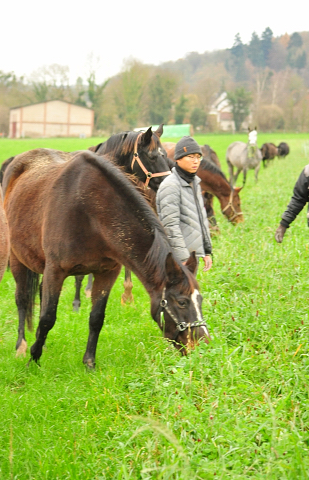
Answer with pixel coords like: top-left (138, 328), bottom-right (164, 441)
top-left (162, 142), bottom-right (243, 226)
top-left (0, 185), bottom-right (9, 282)
top-left (3, 149), bottom-right (210, 365)
top-left (277, 142), bottom-right (290, 159)
top-left (261, 143), bottom-right (278, 168)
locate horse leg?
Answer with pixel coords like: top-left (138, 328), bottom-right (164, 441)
top-left (83, 266), bottom-right (121, 368)
top-left (121, 267), bottom-right (134, 304)
top-left (227, 160), bottom-right (234, 186)
top-left (73, 275), bottom-right (84, 312)
top-left (10, 252), bottom-right (40, 357)
top-left (242, 169), bottom-right (247, 186)
top-left (30, 266), bottom-right (65, 363)
top-left (234, 168), bottom-right (241, 186)
top-left (255, 163), bottom-right (261, 182)
top-left (203, 192), bottom-right (219, 234)
top-left (85, 274), bottom-right (93, 298)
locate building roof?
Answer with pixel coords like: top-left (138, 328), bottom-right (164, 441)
top-left (10, 99), bottom-right (93, 111)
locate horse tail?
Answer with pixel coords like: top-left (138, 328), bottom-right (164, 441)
top-left (25, 269), bottom-right (40, 331)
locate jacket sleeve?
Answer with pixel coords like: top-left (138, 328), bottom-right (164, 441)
top-left (280, 168), bottom-right (309, 228)
top-left (156, 181), bottom-right (190, 262)
top-left (198, 183), bottom-right (212, 255)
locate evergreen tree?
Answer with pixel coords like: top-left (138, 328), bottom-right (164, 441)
top-left (227, 87), bottom-right (252, 132)
top-left (248, 32), bottom-right (264, 67)
top-left (147, 73), bottom-right (177, 124)
top-left (229, 34), bottom-right (247, 81)
top-left (261, 27), bottom-right (273, 66)
top-left (174, 95), bottom-right (188, 124)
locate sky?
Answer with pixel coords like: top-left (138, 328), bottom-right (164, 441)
top-left (2, 0), bottom-right (308, 85)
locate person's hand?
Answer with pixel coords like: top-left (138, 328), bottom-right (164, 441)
top-left (203, 255), bottom-right (212, 272)
top-left (275, 225), bottom-right (287, 243)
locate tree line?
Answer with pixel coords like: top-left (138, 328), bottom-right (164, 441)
top-left (0, 28), bottom-right (309, 135)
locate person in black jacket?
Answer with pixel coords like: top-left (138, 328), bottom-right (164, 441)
top-left (275, 164), bottom-right (309, 243)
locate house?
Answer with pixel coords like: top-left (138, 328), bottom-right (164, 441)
top-left (208, 92), bottom-right (251, 132)
top-left (9, 100), bottom-right (94, 138)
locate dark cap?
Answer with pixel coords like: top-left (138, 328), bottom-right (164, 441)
top-left (174, 136), bottom-right (202, 160)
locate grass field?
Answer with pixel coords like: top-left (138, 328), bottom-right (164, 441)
top-left (1, 132), bottom-right (309, 479)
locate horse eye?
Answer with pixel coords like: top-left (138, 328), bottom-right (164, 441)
top-left (177, 300), bottom-right (187, 308)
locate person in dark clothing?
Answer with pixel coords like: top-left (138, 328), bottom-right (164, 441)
top-left (275, 164), bottom-right (309, 243)
top-left (156, 136), bottom-right (212, 272)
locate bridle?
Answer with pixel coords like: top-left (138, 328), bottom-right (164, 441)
top-left (131, 132), bottom-right (171, 189)
top-left (158, 287), bottom-right (209, 342)
top-left (221, 189), bottom-right (243, 223)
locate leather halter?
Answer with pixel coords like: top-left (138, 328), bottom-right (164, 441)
top-left (159, 287), bottom-right (209, 342)
top-left (221, 189), bottom-right (243, 223)
top-left (131, 132), bottom-right (171, 189)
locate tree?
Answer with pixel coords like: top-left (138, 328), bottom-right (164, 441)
top-left (287, 33), bottom-right (307, 69)
top-left (174, 94), bottom-right (188, 124)
top-left (248, 32), bottom-right (264, 67)
top-left (261, 27), bottom-right (273, 66)
top-left (190, 108), bottom-right (206, 131)
top-left (147, 72), bottom-right (177, 124)
top-left (227, 87), bottom-right (252, 131)
top-left (228, 33), bottom-right (247, 81)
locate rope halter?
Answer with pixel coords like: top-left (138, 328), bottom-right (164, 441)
top-left (221, 189), bottom-right (243, 223)
top-left (131, 132), bottom-right (171, 189)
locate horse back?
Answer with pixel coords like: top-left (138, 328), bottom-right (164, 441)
top-left (226, 142), bottom-right (247, 167)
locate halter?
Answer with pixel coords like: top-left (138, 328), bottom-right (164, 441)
top-left (159, 287), bottom-right (209, 342)
top-left (221, 189), bottom-right (243, 222)
top-left (131, 132), bottom-right (171, 189)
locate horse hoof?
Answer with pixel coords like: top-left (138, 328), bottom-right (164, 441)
top-left (84, 359), bottom-right (95, 370)
top-left (121, 295), bottom-right (134, 305)
top-left (85, 290), bottom-right (92, 298)
top-left (16, 339), bottom-right (27, 357)
top-left (72, 301), bottom-right (80, 312)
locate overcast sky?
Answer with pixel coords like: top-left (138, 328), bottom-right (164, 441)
top-left (2, 0), bottom-right (308, 84)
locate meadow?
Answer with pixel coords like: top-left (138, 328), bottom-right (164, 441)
top-left (0, 132), bottom-right (309, 479)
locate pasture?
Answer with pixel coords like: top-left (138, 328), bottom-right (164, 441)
top-left (0, 132), bottom-right (309, 479)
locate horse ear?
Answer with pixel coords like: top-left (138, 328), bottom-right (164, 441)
top-left (165, 252), bottom-right (184, 284)
top-left (234, 186), bottom-right (243, 193)
top-left (140, 127), bottom-right (153, 146)
top-left (185, 251), bottom-right (198, 275)
top-left (154, 124), bottom-right (164, 138)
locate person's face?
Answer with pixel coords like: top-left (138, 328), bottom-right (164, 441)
top-left (177, 153), bottom-right (202, 173)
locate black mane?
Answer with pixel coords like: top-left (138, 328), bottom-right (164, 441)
top-left (200, 158), bottom-right (227, 181)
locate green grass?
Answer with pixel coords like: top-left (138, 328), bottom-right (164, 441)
top-left (1, 133), bottom-right (309, 479)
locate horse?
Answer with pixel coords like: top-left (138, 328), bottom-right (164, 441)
top-left (3, 149), bottom-right (210, 365)
top-left (261, 143), bottom-right (278, 168)
top-left (226, 128), bottom-right (262, 187)
top-left (0, 185), bottom-right (9, 283)
top-left (162, 142), bottom-right (243, 226)
top-left (277, 142), bottom-right (290, 159)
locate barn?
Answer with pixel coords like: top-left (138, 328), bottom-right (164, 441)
top-left (9, 100), bottom-right (94, 138)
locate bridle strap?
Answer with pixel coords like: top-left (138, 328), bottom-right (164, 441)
top-left (159, 287), bottom-right (209, 342)
top-left (131, 133), bottom-right (171, 188)
top-left (221, 189), bottom-right (243, 222)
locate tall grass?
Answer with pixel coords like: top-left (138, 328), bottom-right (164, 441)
top-left (0, 133), bottom-right (309, 479)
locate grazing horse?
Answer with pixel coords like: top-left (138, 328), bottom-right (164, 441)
top-left (0, 185), bottom-right (9, 282)
top-left (277, 142), bottom-right (290, 159)
top-left (226, 128), bottom-right (262, 187)
top-left (261, 143), bottom-right (278, 168)
top-left (3, 149), bottom-right (210, 365)
top-left (162, 142), bottom-right (243, 225)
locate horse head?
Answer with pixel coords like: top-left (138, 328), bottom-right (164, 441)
top-left (151, 251), bottom-right (210, 354)
top-left (248, 127), bottom-right (258, 146)
top-left (132, 125), bottom-right (171, 191)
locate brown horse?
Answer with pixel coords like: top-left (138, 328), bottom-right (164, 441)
top-left (3, 149), bottom-right (210, 366)
top-left (0, 185), bottom-right (9, 282)
top-left (261, 143), bottom-right (278, 168)
top-left (162, 142), bottom-right (243, 226)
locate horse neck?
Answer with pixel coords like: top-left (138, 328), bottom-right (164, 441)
top-left (198, 165), bottom-right (232, 206)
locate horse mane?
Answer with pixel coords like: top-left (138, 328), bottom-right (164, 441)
top-left (93, 130), bottom-right (159, 166)
top-left (199, 158), bottom-right (227, 181)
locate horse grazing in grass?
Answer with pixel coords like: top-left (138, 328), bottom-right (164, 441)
top-left (162, 142), bottom-right (243, 226)
top-left (3, 149), bottom-right (210, 366)
top-left (226, 128), bottom-right (262, 187)
top-left (261, 143), bottom-right (278, 168)
top-left (277, 142), bottom-right (290, 159)
top-left (0, 185), bottom-right (9, 282)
